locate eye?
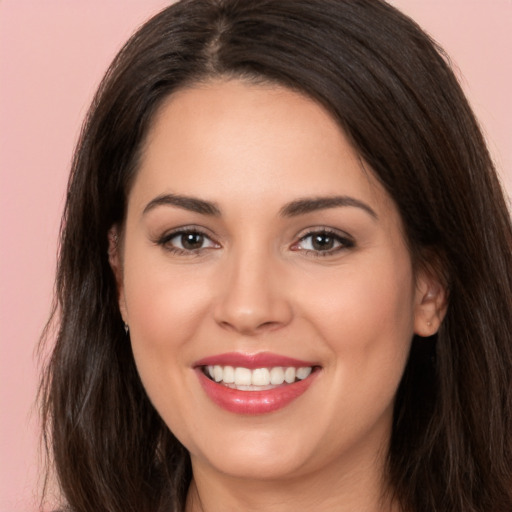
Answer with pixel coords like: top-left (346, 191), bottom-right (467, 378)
top-left (291, 229), bottom-right (354, 255)
top-left (157, 228), bottom-right (219, 254)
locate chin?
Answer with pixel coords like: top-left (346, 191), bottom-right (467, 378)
top-left (184, 418), bottom-right (333, 482)
top-left (199, 444), bottom-right (312, 481)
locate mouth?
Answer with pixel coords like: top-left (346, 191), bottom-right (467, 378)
top-left (194, 352), bottom-right (321, 414)
top-left (202, 364), bottom-right (315, 390)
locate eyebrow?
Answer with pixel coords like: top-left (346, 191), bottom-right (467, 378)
top-left (142, 193), bottom-right (377, 220)
top-left (143, 193), bottom-right (221, 216)
top-left (279, 196), bottom-right (378, 219)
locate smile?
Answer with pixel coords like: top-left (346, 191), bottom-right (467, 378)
top-left (204, 365), bottom-right (312, 389)
top-left (194, 353), bottom-right (320, 414)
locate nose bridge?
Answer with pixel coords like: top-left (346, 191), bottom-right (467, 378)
top-left (214, 240), bottom-right (291, 334)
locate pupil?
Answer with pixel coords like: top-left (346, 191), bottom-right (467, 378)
top-left (312, 234), bottom-right (334, 250)
top-left (182, 233), bottom-right (203, 250)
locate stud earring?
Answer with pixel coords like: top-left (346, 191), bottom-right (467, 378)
top-left (427, 321), bottom-right (432, 327)
top-left (108, 230), bottom-right (119, 256)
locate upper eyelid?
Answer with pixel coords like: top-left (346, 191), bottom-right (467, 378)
top-left (156, 225), bottom-right (216, 242)
top-left (292, 227), bottom-right (356, 253)
top-left (155, 228), bottom-right (219, 255)
top-left (153, 225), bottom-right (354, 248)
top-left (295, 226), bottom-right (354, 241)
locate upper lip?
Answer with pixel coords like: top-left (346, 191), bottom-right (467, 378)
top-left (194, 351), bottom-right (318, 369)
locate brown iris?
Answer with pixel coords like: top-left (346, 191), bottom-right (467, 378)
top-left (180, 232), bottom-right (205, 250)
top-left (311, 233), bottom-right (336, 251)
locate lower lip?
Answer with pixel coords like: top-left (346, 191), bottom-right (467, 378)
top-left (196, 369), bottom-right (318, 414)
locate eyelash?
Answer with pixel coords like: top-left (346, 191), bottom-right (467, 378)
top-left (155, 227), bottom-right (355, 257)
top-left (156, 227), bottom-right (218, 256)
top-left (292, 228), bottom-right (355, 257)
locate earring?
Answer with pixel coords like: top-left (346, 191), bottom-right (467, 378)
top-left (427, 321), bottom-right (432, 327)
top-left (108, 229), bottom-right (119, 257)
top-left (124, 323), bottom-right (129, 335)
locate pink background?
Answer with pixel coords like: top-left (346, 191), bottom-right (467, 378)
top-left (0, 1), bottom-right (510, 510)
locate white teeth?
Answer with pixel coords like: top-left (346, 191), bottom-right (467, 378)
top-left (205, 365), bottom-right (314, 388)
top-left (234, 367), bottom-right (252, 386)
top-left (269, 367), bottom-right (285, 385)
top-left (284, 367), bottom-right (296, 383)
top-left (213, 365), bottom-right (223, 382)
top-left (296, 367), bottom-right (312, 380)
top-left (223, 365), bottom-right (235, 383)
top-left (252, 368), bottom-right (270, 386)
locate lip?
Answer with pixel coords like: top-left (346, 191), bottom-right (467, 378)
top-left (194, 351), bottom-right (317, 369)
top-left (194, 352), bottom-right (320, 415)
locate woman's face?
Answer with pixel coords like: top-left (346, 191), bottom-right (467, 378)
top-left (115, 80), bottom-right (442, 485)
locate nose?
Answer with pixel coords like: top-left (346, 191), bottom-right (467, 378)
top-left (213, 247), bottom-right (293, 335)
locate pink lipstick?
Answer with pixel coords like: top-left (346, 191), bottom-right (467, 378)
top-left (194, 352), bottom-right (320, 415)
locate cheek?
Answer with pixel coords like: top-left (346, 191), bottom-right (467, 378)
top-left (301, 256), bottom-right (416, 435)
top-left (120, 247), bottom-right (214, 413)
top-left (123, 254), bottom-right (211, 352)
top-left (121, 254), bottom-right (212, 441)
top-left (299, 250), bottom-right (416, 392)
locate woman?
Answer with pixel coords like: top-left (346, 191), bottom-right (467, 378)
top-left (40, 0), bottom-right (512, 511)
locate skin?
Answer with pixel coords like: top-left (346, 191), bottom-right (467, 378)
top-left (111, 79), bottom-right (446, 512)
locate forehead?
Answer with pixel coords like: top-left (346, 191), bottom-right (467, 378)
top-left (131, 79), bottom-right (394, 217)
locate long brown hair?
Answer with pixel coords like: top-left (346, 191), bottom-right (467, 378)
top-left (40, 1), bottom-right (512, 511)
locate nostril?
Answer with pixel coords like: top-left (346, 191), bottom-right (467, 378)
top-left (217, 319), bottom-right (285, 336)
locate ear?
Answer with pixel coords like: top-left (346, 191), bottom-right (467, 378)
top-left (413, 267), bottom-right (448, 337)
top-left (108, 226), bottom-right (128, 323)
